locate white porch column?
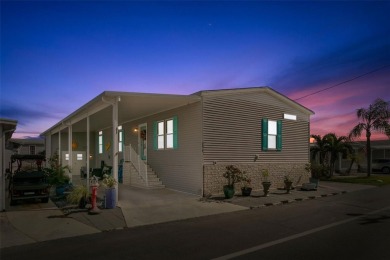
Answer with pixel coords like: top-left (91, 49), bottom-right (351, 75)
top-left (45, 134), bottom-right (52, 165)
top-left (86, 116), bottom-right (90, 191)
top-left (68, 125), bottom-right (73, 183)
top-left (58, 129), bottom-right (61, 165)
top-left (112, 97), bottom-right (119, 203)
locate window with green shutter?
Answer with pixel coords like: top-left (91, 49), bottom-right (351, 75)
top-left (262, 118), bottom-right (282, 151)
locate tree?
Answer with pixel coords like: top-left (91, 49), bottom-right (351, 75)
top-left (349, 98), bottom-right (390, 177)
top-left (310, 134), bottom-right (328, 165)
top-left (311, 133), bottom-right (353, 178)
top-left (323, 133), bottom-right (353, 177)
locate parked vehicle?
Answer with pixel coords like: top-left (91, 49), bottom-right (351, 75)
top-left (9, 154), bottom-right (50, 205)
top-left (372, 159), bottom-right (390, 174)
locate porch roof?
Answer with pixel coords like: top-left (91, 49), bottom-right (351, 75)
top-left (41, 91), bottom-right (201, 134)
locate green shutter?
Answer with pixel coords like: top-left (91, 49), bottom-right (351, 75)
top-left (173, 116), bottom-right (178, 149)
top-left (276, 120), bottom-right (282, 151)
top-left (153, 121), bottom-right (158, 150)
top-left (262, 118), bottom-right (268, 151)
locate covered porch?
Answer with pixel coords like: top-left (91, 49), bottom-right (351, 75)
top-left (42, 91), bottom-right (201, 201)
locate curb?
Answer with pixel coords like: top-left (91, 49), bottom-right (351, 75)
top-left (248, 190), bottom-right (348, 209)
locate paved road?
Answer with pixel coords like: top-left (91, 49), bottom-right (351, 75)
top-left (2, 185), bottom-right (390, 260)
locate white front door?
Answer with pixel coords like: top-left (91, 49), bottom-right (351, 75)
top-left (61, 151), bottom-right (86, 176)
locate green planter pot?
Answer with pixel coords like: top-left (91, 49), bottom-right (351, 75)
top-left (223, 185), bottom-right (235, 199)
top-left (262, 181), bottom-right (272, 197)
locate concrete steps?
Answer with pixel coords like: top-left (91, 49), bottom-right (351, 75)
top-left (127, 163), bottom-right (165, 189)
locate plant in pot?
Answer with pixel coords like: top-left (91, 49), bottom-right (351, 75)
top-left (44, 158), bottom-right (71, 197)
top-left (66, 185), bottom-right (89, 209)
top-left (261, 169), bottom-right (272, 197)
top-left (102, 174), bottom-right (117, 209)
top-left (223, 165), bottom-right (246, 199)
top-left (284, 175), bottom-right (293, 194)
top-left (306, 163), bottom-right (327, 189)
top-left (241, 177), bottom-right (252, 196)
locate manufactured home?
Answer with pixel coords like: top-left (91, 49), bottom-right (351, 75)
top-left (41, 87), bottom-right (314, 196)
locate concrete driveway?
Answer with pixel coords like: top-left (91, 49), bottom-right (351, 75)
top-left (118, 185), bottom-right (246, 227)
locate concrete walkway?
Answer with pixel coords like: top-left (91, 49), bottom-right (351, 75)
top-left (0, 181), bottom-right (375, 249)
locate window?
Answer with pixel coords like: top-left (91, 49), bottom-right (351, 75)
top-left (98, 131), bottom-right (103, 154)
top-left (166, 119), bottom-right (174, 148)
top-left (262, 118), bottom-right (282, 151)
top-left (77, 154), bottom-right (83, 160)
top-left (118, 125), bottom-right (123, 152)
top-left (154, 116), bottom-right (178, 150)
top-left (268, 120), bottom-right (277, 149)
top-left (29, 145), bottom-right (36, 155)
top-left (157, 121), bottom-right (165, 149)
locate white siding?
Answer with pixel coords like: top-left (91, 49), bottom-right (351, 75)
top-left (202, 92), bottom-right (311, 164)
top-left (124, 102), bottom-right (203, 195)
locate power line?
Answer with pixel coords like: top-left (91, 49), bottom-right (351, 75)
top-left (294, 65), bottom-right (390, 101)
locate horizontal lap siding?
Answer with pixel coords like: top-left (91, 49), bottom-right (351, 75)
top-left (124, 102), bottom-right (203, 195)
top-left (202, 93), bottom-right (310, 164)
top-left (149, 102), bottom-right (203, 195)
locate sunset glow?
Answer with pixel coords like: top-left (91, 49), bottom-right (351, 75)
top-left (1, 1), bottom-right (389, 141)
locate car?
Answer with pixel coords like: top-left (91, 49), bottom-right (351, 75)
top-left (9, 154), bottom-right (50, 205)
top-left (372, 159), bottom-right (390, 174)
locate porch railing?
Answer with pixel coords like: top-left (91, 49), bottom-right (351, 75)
top-left (124, 145), bottom-right (148, 186)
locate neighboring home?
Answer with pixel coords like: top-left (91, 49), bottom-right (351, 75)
top-left (0, 118), bottom-right (18, 211)
top-left (334, 140), bottom-right (390, 174)
top-left (9, 137), bottom-right (45, 156)
top-left (41, 87), bottom-right (314, 196)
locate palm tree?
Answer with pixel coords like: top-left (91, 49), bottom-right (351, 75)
top-left (349, 98), bottom-right (390, 177)
top-left (323, 133), bottom-right (353, 177)
top-left (310, 134), bottom-right (328, 165)
top-left (311, 133), bottom-right (353, 178)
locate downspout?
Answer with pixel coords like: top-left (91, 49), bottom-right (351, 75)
top-left (2, 127), bottom-right (16, 211)
top-left (102, 95), bottom-right (121, 204)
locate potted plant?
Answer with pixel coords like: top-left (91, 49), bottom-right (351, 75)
top-left (241, 177), bottom-right (252, 196)
top-left (306, 163), bottom-right (327, 188)
top-left (66, 185), bottom-right (89, 208)
top-left (102, 174), bottom-right (117, 209)
top-left (44, 155), bottom-right (71, 197)
top-left (261, 169), bottom-right (272, 197)
top-left (222, 165), bottom-right (246, 199)
top-left (284, 175), bottom-right (293, 194)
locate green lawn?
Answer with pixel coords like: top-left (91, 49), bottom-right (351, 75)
top-left (329, 175), bottom-right (390, 186)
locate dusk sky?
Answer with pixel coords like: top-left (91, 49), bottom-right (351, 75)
top-left (1, 1), bottom-right (389, 140)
